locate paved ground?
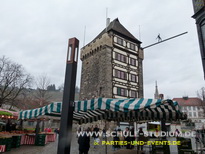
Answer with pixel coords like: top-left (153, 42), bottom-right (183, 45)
top-left (4, 133), bottom-right (152, 154)
top-left (4, 134), bottom-right (115, 154)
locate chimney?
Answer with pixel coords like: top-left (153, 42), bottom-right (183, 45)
top-left (183, 96), bottom-right (188, 100)
top-left (106, 18), bottom-right (110, 32)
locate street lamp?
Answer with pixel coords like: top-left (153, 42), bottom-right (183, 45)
top-left (57, 37), bottom-right (79, 154)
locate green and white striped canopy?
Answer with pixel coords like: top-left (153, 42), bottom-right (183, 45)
top-left (18, 102), bottom-right (62, 120)
top-left (18, 98), bottom-right (183, 124)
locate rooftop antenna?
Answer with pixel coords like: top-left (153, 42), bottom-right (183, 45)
top-left (139, 25), bottom-right (141, 41)
top-left (83, 26), bottom-right (86, 46)
top-left (106, 8), bottom-right (110, 32)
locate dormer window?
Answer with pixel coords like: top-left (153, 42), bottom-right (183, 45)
top-left (130, 43), bottom-right (135, 50)
top-left (117, 37), bottom-right (123, 45)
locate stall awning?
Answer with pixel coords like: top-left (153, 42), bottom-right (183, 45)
top-left (0, 108), bottom-right (18, 119)
top-left (18, 102), bottom-right (61, 120)
top-left (74, 98), bottom-right (183, 123)
top-left (18, 98), bottom-right (183, 123)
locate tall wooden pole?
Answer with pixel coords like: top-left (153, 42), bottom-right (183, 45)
top-left (57, 37), bottom-right (79, 154)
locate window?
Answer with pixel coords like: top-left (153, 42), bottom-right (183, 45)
top-left (115, 53), bottom-right (126, 63)
top-left (193, 106), bottom-right (196, 111)
top-left (131, 74), bottom-right (137, 82)
top-left (131, 90), bottom-right (137, 98)
top-left (130, 43), bottom-right (135, 50)
top-left (199, 112), bottom-right (204, 117)
top-left (117, 37), bottom-right (123, 45)
top-left (193, 112), bottom-right (197, 117)
top-left (188, 106), bottom-right (191, 110)
top-left (115, 69), bottom-right (127, 80)
top-left (189, 112), bottom-right (192, 117)
top-left (117, 87), bottom-right (127, 96)
top-left (130, 58), bottom-right (136, 66)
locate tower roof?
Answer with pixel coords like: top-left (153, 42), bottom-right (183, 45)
top-left (93, 18), bottom-right (141, 44)
top-left (154, 81), bottom-right (159, 99)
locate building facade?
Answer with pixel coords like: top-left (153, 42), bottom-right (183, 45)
top-left (192, 0), bottom-right (205, 78)
top-left (173, 96), bottom-right (205, 129)
top-left (80, 18), bottom-right (144, 100)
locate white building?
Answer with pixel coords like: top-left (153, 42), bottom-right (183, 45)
top-left (173, 96), bottom-right (205, 130)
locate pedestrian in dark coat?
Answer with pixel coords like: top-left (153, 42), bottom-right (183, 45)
top-left (137, 128), bottom-right (145, 151)
top-left (130, 127), bottom-right (135, 149)
top-left (124, 127), bottom-right (131, 149)
top-left (112, 129), bottom-right (121, 151)
top-left (5, 120), bottom-right (11, 132)
top-left (78, 129), bottom-right (90, 154)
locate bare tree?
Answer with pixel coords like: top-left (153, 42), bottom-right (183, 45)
top-left (197, 87), bottom-right (205, 118)
top-left (197, 87), bottom-right (205, 102)
top-left (58, 84), bottom-right (64, 92)
top-left (0, 56), bottom-right (32, 107)
top-left (34, 74), bottom-right (52, 106)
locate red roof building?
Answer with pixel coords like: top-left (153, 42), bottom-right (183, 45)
top-left (173, 97), bottom-right (205, 127)
top-left (173, 97), bottom-right (203, 106)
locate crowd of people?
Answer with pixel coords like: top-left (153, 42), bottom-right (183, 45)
top-left (77, 125), bottom-right (146, 154)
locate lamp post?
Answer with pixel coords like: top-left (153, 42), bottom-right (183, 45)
top-left (57, 37), bottom-right (79, 154)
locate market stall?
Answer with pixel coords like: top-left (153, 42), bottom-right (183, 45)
top-left (0, 108), bottom-right (19, 152)
top-left (19, 98), bottom-right (183, 122)
top-left (18, 103), bottom-right (60, 146)
top-left (18, 98), bottom-right (185, 153)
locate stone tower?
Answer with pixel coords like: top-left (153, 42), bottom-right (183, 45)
top-left (80, 18), bottom-right (144, 100)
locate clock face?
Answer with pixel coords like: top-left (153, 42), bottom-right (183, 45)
top-left (193, 0), bottom-right (205, 13)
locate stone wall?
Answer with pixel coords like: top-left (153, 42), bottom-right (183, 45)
top-left (80, 32), bottom-right (144, 99)
top-left (80, 34), bottom-right (113, 100)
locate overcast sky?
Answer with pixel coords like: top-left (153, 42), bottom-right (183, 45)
top-left (0, 0), bottom-right (204, 99)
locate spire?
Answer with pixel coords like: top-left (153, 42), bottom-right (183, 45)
top-left (154, 81), bottom-right (159, 99)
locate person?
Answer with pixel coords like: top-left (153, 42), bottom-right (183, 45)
top-left (175, 129), bottom-right (180, 137)
top-left (102, 127), bottom-right (106, 139)
top-left (5, 120), bottom-right (11, 132)
top-left (130, 127), bottom-right (135, 149)
top-left (76, 127), bottom-right (82, 138)
top-left (78, 128), bottom-right (90, 154)
top-left (54, 128), bottom-right (59, 134)
top-left (93, 125), bottom-right (100, 148)
top-left (112, 129), bottom-right (121, 151)
top-left (11, 123), bottom-right (17, 131)
top-left (124, 127), bottom-right (131, 149)
top-left (137, 128), bottom-right (145, 151)
top-left (156, 34), bottom-right (162, 42)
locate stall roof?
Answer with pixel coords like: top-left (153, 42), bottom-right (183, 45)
top-left (18, 98), bottom-right (184, 124)
top-left (0, 108), bottom-right (18, 117)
